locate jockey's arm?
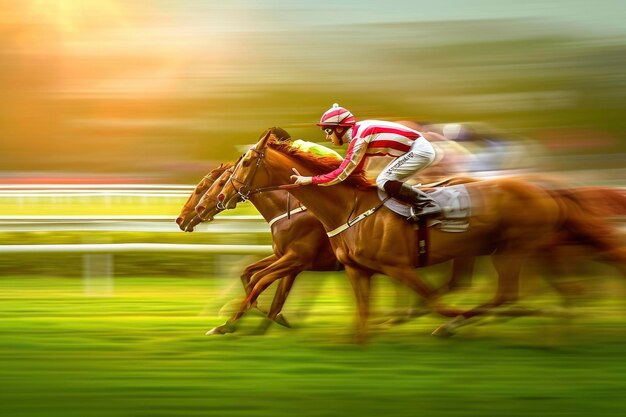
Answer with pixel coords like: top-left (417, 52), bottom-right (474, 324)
top-left (311, 139), bottom-right (368, 186)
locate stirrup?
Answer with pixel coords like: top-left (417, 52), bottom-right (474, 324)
top-left (409, 205), bottom-right (441, 221)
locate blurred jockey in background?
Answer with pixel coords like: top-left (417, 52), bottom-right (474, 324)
top-left (265, 126), bottom-right (342, 160)
top-left (290, 104), bottom-right (441, 220)
top-left (412, 121), bottom-right (545, 177)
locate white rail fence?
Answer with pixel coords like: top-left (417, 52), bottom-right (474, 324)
top-left (0, 185), bottom-right (273, 295)
top-left (2, 184), bottom-right (624, 295)
top-left (0, 215), bottom-right (269, 233)
top-left (0, 215), bottom-right (273, 296)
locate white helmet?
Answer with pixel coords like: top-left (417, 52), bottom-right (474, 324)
top-left (317, 103), bottom-right (356, 127)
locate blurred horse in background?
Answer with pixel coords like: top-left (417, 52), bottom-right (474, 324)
top-left (193, 165), bottom-right (345, 335)
top-left (176, 163), bottom-right (234, 232)
top-left (216, 133), bottom-right (625, 341)
top-left (176, 161), bottom-right (339, 333)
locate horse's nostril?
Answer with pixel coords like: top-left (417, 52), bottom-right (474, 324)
top-left (218, 193), bottom-right (225, 202)
top-left (195, 206), bottom-right (205, 214)
top-left (175, 217), bottom-right (183, 225)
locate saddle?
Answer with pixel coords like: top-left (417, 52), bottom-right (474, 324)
top-left (377, 184), bottom-right (472, 232)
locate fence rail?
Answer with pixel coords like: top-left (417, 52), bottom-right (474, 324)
top-left (0, 215), bottom-right (268, 233)
top-left (0, 243), bottom-right (273, 254)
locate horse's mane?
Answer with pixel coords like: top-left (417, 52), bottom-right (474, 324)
top-left (267, 139), bottom-right (375, 189)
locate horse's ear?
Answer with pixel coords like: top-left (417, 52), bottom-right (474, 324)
top-left (258, 127), bottom-right (271, 140)
top-left (257, 127), bottom-right (273, 150)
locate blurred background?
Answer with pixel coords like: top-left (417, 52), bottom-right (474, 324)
top-left (1, 0), bottom-right (624, 183)
top-left (1, 3), bottom-right (626, 416)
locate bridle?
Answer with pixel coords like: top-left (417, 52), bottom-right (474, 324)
top-left (222, 147), bottom-right (266, 206)
top-left (196, 167), bottom-right (235, 220)
top-left (221, 145), bottom-right (303, 210)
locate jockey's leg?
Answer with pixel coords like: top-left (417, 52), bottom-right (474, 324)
top-left (384, 181), bottom-right (441, 220)
top-left (376, 139), bottom-right (441, 220)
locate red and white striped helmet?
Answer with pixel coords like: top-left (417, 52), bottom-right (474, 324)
top-left (317, 103), bottom-right (356, 127)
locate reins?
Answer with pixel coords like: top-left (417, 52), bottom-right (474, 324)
top-left (224, 138), bottom-right (388, 237)
top-left (326, 196), bottom-right (390, 238)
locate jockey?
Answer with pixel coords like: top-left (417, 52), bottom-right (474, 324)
top-left (290, 104), bottom-right (441, 220)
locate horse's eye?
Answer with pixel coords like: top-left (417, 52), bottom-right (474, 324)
top-left (242, 159), bottom-right (250, 167)
top-left (219, 180), bottom-right (226, 186)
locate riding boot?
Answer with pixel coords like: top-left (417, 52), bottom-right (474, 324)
top-left (393, 183), bottom-right (442, 220)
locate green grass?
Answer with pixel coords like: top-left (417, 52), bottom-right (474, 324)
top-left (1, 275), bottom-right (626, 417)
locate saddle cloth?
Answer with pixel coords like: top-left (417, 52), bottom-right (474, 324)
top-left (377, 184), bottom-right (472, 232)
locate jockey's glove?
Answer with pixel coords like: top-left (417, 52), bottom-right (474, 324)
top-left (291, 175), bottom-right (313, 185)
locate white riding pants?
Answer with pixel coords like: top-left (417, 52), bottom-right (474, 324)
top-left (375, 137), bottom-right (436, 190)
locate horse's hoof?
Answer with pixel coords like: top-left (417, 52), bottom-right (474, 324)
top-left (431, 323), bottom-right (455, 337)
top-left (205, 323), bottom-right (235, 336)
top-left (432, 316), bottom-right (466, 337)
top-left (274, 313), bottom-right (291, 328)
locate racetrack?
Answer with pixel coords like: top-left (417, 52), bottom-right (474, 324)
top-left (2, 275), bottom-right (625, 417)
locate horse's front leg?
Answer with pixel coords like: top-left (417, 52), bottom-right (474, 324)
top-left (239, 254), bottom-right (278, 312)
top-left (206, 255), bottom-right (302, 336)
top-left (344, 265), bottom-right (373, 344)
top-left (251, 273), bottom-right (298, 335)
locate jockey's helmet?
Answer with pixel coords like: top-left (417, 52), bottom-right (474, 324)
top-left (317, 103), bottom-right (356, 127)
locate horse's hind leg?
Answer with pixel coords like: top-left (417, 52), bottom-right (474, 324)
top-left (238, 254), bottom-right (278, 314)
top-left (432, 251), bottom-right (524, 336)
top-left (380, 265), bottom-right (466, 319)
top-left (445, 256), bottom-right (475, 291)
top-left (241, 255), bottom-right (277, 292)
top-left (207, 256), bottom-right (304, 336)
top-left (373, 266), bottom-right (438, 325)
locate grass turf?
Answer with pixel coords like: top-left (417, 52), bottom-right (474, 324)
top-left (1, 275), bottom-right (626, 417)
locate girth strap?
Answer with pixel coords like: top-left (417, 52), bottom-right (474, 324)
top-left (326, 199), bottom-right (388, 238)
top-left (268, 206), bottom-right (307, 228)
top-left (416, 218), bottom-right (429, 266)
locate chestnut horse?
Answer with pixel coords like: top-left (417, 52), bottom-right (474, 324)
top-left (176, 162), bottom-right (342, 333)
top-left (176, 163), bottom-right (234, 232)
top-left (186, 164), bottom-right (460, 334)
top-left (216, 133), bottom-right (626, 341)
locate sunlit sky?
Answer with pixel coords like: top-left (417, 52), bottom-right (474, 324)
top-left (158, 0), bottom-right (625, 35)
top-left (1, 0), bottom-right (624, 179)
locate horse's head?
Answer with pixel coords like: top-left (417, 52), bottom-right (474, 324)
top-left (193, 163), bottom-right (242, 222)
top-left (217, 130), bottom-right (278, 210)
top-left (176, 163), bottom-right (233, 231)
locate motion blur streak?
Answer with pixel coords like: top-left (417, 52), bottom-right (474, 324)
top-left (1, 2), bottom-right (625, 417)
top-left (0, 1), bottom-right (624, 183)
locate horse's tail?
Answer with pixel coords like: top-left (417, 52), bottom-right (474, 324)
top-left (549, 188), bottom-right (626, 273)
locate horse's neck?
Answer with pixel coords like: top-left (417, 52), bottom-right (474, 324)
top-left (267, 151), bottom-right (375, 231)
top-left (287, 186), bottom-right (371, 231)
top-left (249, 191), bottom-right (296, 223)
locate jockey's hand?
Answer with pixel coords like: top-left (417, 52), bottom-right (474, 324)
top-left (290, 168), bottom-right (313, 185)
